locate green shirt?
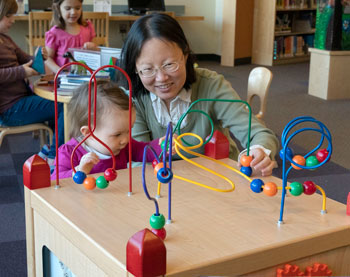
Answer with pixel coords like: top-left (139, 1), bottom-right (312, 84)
top-left (132, 68), bottom-right (279, 160)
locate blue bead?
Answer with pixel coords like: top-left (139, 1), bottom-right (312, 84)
top-left (240, 166), bottom-right (252, 177)
top-left (73, 171), bottom-right (86, 184)
top-left (157, 167), bottom-right (173, 183)
top-left (279, 147), bottom-right (294, 160)
top-left (250, 179), bottom-right (264, 193)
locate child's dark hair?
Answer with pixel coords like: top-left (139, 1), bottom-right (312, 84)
top-left (51, 0), bottom-right (87, 29)
top-left (0, 0), bottom-right (18, 21)
top-left (68, 81), bottom-right (132, 138)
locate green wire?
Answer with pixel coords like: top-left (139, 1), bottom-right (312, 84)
top-left (158, 98), bottom-right (252, 158)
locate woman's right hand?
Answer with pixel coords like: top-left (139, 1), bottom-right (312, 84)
top-left (22, 60), bottom-right (39, 77)
top-left (77, 152), bottom-right (100, 174)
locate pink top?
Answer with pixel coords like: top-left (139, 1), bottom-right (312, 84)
top-left (45, 21), bottom-right (96, 67)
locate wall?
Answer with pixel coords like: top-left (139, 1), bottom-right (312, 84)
top-left (12, 0), bottom-right (223, 55)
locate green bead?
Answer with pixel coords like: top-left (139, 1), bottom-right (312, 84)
top-left (161, 141), bottom-right (169, 152)
top-left (306, 155), bottom-right (319, 169)
top-left (289, 182), bottom-right (304, 196)
top-left (150, 213), bottom-right (165, 230)
top-left (96, 176), bottom-right (109, 189)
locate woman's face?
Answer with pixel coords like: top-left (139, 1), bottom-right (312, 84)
top-left (0, 14), bottom-right (15, 33)
top-left (136, 38), bottom-right (188, 105)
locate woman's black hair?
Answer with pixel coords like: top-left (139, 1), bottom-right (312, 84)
top-left (119, 13), bottom-right (196, 98)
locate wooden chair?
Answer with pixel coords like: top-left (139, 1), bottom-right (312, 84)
top-left (27, 11), bottom-right (53, 55)
top-left (0, 123), bottom-right (53, 149)
top-left (246, 67), bottom-right (273, 123)
top-left (83, 12), bottom-right (109, 47)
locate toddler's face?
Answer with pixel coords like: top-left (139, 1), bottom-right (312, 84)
top-left (86, 108), bottom-right (136, 156)
top-left (60, 0), bottom-right (82, 26)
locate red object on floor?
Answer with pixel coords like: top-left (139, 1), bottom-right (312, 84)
top-left (305, 263), bottom-right (332, 276)
top-left (347, 192), bottom-right (350, 216)
top-left (126, 228), bottom-right (166, 277)
top-left (204, 130), bottom-right (229, 159)
top-left (23, 154), bottom-right (50, 190)
top-left (276, 264), bottom-right (304, 277)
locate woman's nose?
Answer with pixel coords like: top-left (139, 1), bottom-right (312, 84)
top-left (155, 69), bottom-right (169, 81)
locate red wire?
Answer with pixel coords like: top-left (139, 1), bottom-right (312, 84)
top-left (53, 63), bottom-right (133, 192)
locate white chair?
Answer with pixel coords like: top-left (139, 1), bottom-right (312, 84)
top-left (246, 67), bottom-right (273, 123)
top-left (0, 124), bottom-right (53, 149)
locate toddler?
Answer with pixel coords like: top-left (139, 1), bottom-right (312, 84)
top-left (52, 81), bottom-right (168, 179)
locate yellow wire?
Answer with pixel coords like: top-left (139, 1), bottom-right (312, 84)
top-left (169, 133), bottom-right (242, 192)
top-left (315, 185), bottom-right (327, 211)
top-left (157, 181), bottom-right (161, 196)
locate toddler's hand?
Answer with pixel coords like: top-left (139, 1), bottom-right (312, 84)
top-left (23, 60), bottom-right (39, 77)
top-left (159, 134), bottom-right (178, 155)
top-left (83, 42), bottom-right (98, 50)
top-left (77, 152), bottom-right (100, 174)
top-left (242, 148), bottom-right (277, 177)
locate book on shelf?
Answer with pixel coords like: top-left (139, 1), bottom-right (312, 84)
top-left (277, 0), bottom-right (314, 9)
top-left (274, 34), bottom-right (313, 59)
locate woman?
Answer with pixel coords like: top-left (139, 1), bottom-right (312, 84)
top-left (120, 13), bottom-right (278, 176)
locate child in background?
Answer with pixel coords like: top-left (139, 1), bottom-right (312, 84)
top-left (51, 81), bottom-right (170, 179)
top-left (45, 0), bottom-right (98, 73)
top-left (0, 0), bottom-right (64, 161)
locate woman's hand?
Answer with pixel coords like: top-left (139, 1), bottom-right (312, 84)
top-left (159, 134), bottom-right (178, 155)
top-left (23, 60), bottom-right (39, 77)
top-left (240, 148), bottom-right (277, 177)
top-left (77, 152), bottom-right (100, 174)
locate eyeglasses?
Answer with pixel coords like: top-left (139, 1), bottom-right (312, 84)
top-left (136, 62), bottom-right (180, 78)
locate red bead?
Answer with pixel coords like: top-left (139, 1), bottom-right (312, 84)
top-left (152, 159), bottom-right (158, 168)
top-left (303, 181), bottom-right (316, 195)
top-left (104, 168), bottom-right (117, 181)
top-left (316, 149), bottom-right (329, 163)
top-left (151, 227), bottom-right (167, 240)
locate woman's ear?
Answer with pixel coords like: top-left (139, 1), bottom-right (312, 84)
top-left (80, 126), bottom-right (90, 137)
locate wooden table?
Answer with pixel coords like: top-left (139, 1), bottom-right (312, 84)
top-left (24, 157), bottom-right (350, 276)
top-left (33, 82), bottom-right (72, 142)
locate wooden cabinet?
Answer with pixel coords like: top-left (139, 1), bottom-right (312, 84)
top-left (252, 0), bottom-right (317, 66)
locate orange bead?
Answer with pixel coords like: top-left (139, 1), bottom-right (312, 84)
top-left (263, 182), bottom-right (278, 196)
top-left (240, 155), bottom-right (253, 167)
top-left (154, 162), bottom-right (164, 177)
top-left (291, 155), bottom-right (305, 170)
top-left (83, 176), bottom-right (96, 190)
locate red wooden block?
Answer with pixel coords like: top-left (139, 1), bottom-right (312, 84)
top-left (276, 264), bottom-right (304, 277)
top-left (305, 263), bottom-right (332, 276)
top-left (347, 192), bottom-right (350, 216)
top-left (126, 228), bottom-right (166, 277)
top-left (23, 154), bottom-right (50, 190)
top-left (204, 130), bottom-right (229, 159)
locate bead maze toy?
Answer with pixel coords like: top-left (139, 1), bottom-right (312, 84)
top-left (23, 63), bottom-right (349, 277)
top-left (51, 62), bottom-right (134, 192)
top-left (137, 98), bottom-right (334, 236)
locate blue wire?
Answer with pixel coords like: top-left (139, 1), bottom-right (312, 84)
top-left (279, 117), bottom-right (332, 222)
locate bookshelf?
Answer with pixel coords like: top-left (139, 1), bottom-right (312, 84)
top-left (252, 0), bottom-right (317, 66)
